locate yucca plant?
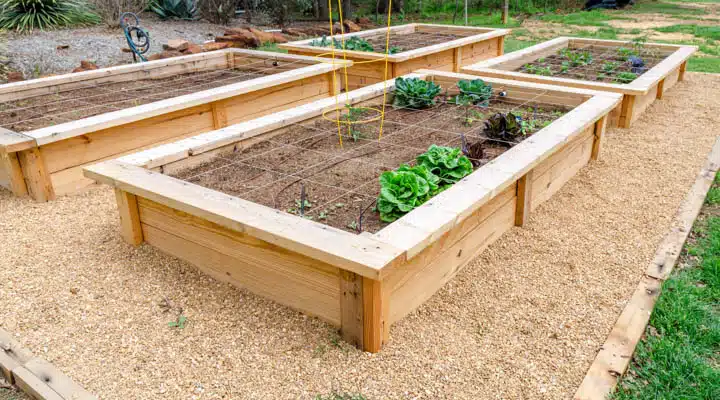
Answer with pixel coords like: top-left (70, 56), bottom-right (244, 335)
top-left (0, 0), bottom-right (100, 32)
top-left (150, 0), bottom-right (198, 20)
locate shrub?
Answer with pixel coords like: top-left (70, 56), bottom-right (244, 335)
top-left (392, 77), bottom-right (441, 110)
top-left (198, 0), bottom-right (235, 24)
top-left (150, 0), bottom-right (197, 20)
top-left (89, 0), bottom-right (147, 27)
top-left (0, 0), bottom-right (100, 32)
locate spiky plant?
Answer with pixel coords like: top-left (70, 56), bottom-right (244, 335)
top-left (0, 0), bottom-right (100, 32)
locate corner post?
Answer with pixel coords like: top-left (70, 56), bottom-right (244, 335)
top-left (515, 172), bottom-right (533, 227)
top-left (678, 61), bottom-right (687, 81)
top-left (16, 148), bottom-right (55, 202)
top-left (340, 272), bottom-right (387, 353)
top-left (619, 95), bottom-right (635, 129)
top-left (591, 116), bottom-right (608, 161)
top-left (453, 47), bottom-right (463, 73)
top-left (497, 36), bottom-right (505, 56)
top-left (0, 151), bottom-right (28, 196)
top-left (114, 188), bottom-right (144, 246)
top-left (656, 79), bottom-right (665, 100)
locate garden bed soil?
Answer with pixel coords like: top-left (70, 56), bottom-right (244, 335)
top-left (346, 31), bottom-right (466, 53)
top-left (0, 62), bottom-right (299, 132)
top-left (171, 100), bottom-right (568, 234)
top-left (517, 45), bottom-right (669, 84)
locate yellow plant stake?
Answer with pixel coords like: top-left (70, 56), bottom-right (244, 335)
top-left (378, 0), bottom-right (393, 140)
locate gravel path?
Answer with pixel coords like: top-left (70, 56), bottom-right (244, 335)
top-left (0, 73), bottom-right (718, 399)
top-left (4, 14), bottom-right (238, 78)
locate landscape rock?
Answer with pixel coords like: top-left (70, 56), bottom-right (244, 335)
top-left (7, 71), bottom-right (24, 82)
top-left (183, 44), bottom-right (203, 54)
top-left (271, 32), bottom-right (288, 43)
top-left (201, 42), bottom-right (231, 52)
top-left (56, 44), bottom-right (70, 50)
top-left (80, 60), bottom-right (98, 70)
top-left (164, 39), bottom-right (189, 51)
top-left (344, 20), bottom-right (361, 32)
top-left (146, 50), bottom-right (183, 61)
top-left (249, 28), bottom-right (275, 44)
top-left (281, 28), bottom-right (305, 37)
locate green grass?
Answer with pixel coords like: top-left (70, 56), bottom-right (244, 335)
top-left (612, 176), bottom-right (720, 399)
top-left (687, 56), bottom-right (720, 73)
top-left (626, 1), bottom-right (706, 16)
top-left (256, 42), bottom-right (288, 54)
top-left (429, 11), bottom-right (522, 28)
top-left (540, 10), bottom-right (631, 27)
top-left (656, 24), bottom-right (720, 41)
top-left (505, 38), bottom-right (538, 54)
top-left (571, 27), bottom-right (621, 40)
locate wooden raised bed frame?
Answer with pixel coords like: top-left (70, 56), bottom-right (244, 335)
top-left (279, 23), bottom-right (509, 90)
top-left (0, 49), bottom-right (350, 202)
top-left (84, 70), bottom-right (621, 353)
top-left (462, 37), bottom-right (696, 128)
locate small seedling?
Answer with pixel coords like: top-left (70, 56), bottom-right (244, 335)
top-left (615, 71), bottom-right (638, 83)
top-left (168, 314), bottom-right (187, 329)
top-left (346, 220), bottom-right (358, 230)
top-left (602, 61), bottom-right (619, 73)
top-left (318, 210), bottom-right (329, 220)
top-left (536, 66), bottom-right (553, 76)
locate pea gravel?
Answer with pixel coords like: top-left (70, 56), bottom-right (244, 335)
top-left (0, 73), bottom-right (718, 399)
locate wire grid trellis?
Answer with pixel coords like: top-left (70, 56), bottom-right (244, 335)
top-left (515, 43), bottom-right (674, 84)
top-left (309, 30), bottom-right (473, 54)
top-left (0, 56), bottom-right (315, 132)
top-left (175, 86), bottom-right (577, 233)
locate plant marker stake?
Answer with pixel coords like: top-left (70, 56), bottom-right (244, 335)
top-left (300, 183), bottom-right (306, 217)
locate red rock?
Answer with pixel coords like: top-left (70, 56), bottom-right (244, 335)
top-left (249, 28), bottom-right (275, 44)
top-left (121, 47), bottom-right (133, 53)
top-left (147, 53), bottom-right (163, 61)
top-left (71, 67), bottom-right (85, 73)
top-left (201, 42), bottom-right (231, 52)
top-left (7, 71), bottom-right (24, 82)
top-left (343, 20), bottom-right (361, 33)
top-left (80, 60), bottom-right (99, 70)
top-left (56, 44), bottom-right (70, 50)
top-left (164, 39), bottom-right (189, 51)
top-left (183, 44), bottom-right (203, 54)
top-left (357, 17), bottom-right (371, 25)
top-left (271, 32), bottom-right (288, 43)
top-left (282, 28), bottom-right (305, 37)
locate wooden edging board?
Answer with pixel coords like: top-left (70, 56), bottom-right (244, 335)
top-left (462, 37), bottom-right (697, 128)
top-left (0, 328), bottom-right (96, 400)
top-left (84, 70), bottom-right (622, 352)
top-left (0, 49), bottom-right (351, 202)
top-left (279, 23), bottom-right (510, 90)
top-left (574, 136), bottom-right (720, 399)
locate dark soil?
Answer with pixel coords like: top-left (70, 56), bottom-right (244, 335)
top-left (364, 31), bottom-right (467, 53)
top-left (171, 96), bottom-right (571, 234)
top-left (516, 45), bottom-right (670, 84)
top-left (0, 59), bottom-right (304, 132)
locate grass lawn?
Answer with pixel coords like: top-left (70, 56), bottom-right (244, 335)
top-left (612, 175), bottom-right (720, 399)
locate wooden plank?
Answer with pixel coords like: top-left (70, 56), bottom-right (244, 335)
top-left (0, 151), bottom-right (28, 196)
top-left (115, 189), bottom-right (143, 246)
top-left (140, 205), bottom-right (342, 325)
top-left (619, 94), bottom-right (635, 129)
top-left (655, 78), bottom-right (665, 100)
top-left (340, 271), bottom-right (364, 348)
top-left (0, 329), bottom-right (33, 384)
top-left (84, 160), bottom-right (404, 279)
top-left (11, 366), bottom-right (64, 400)
top-left (515, 173), bottom-right (532, 226)
top-left (22, 358), bottom-right (96, 400)
top-left (497, 36), bottom-right (505, 56)
top-left (17, 148), bottom-right (55, 202)
top-left (362, 277), bottom-right (384, 353)
top-left (591, 115), bottom-right (608, 161)
top-left (629, 84), bottom-right (659, 126)
top-left (574, 276), bottom-right (662, 400)
top-left (211, 103), bottom-right (228, 129)
top-left (0, 128), bottom-right (36, 154)
top-left (679, 60), bottom-right (687, 81)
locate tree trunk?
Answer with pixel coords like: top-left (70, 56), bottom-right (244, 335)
top-left (392, 0), bottom-right (404, 12)
top-left (313, 0), bottom-right (320, 19)
top-left (342, 0), bottom-right (353, 19)
top-left (453, 0), bottom-right (459, 23)
top-left (318, 0), bottom-right (329, 20)
top-left (502, 0), bottom-right (509, 24)
top-left (243, 0), bottom-right (252, 23)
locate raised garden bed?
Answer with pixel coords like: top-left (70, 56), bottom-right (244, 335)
top-left (278, 23), bottom-right (509, 90)
top-left (84, 70), bottom-right (621, 352)
top-left (0, 49), bottom-right (350, 202)
top-left (462, 37), bottom-right (696, 128)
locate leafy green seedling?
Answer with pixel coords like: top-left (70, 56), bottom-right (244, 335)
top-left (168, 315), bottom-right (187, 329)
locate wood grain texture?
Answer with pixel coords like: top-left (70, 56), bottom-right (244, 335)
top-left (17, 147), bottom-right (55, 202)
top-left (0, 151), bottom-right (27, 196)
top-left (115, 189), bottom-right (143, 246)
